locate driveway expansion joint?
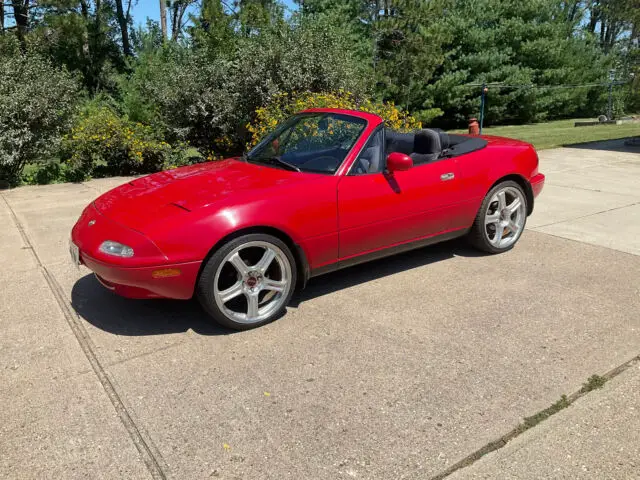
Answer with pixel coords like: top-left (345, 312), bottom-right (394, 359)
top-left (427, 354), bottom-right (640, 480)
top-left (544, 182), bottom-right (639, 197)
top-left (530, 201), bottom-right (640, 230)
top-left (81, 181), bottom-right (102, 196)
top-left (526, 229), bottom-right (640, 257)
top-left (105, 339), bottom-right (187, 369)
top-left (1, 192), bottom-right (168, 480)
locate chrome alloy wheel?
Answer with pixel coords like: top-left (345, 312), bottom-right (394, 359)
top-left (213, 241), bottom-right (292, 325)
top-left (484, 186), bottom-right (526, 249)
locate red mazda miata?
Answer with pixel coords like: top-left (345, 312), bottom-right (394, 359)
top-left (71, 108), bottom-right (544, 329)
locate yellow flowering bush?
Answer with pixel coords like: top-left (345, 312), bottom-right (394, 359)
top-left (62, 107), bottom-right (173, 177)
top-left (246, 91), bottom-right (423, 147)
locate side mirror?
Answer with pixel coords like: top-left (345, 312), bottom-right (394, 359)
top-left (386, 152), bottom-right (413, 173)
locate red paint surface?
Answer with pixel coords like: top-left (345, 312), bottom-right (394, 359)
top-left (72, 108), bottom-right (544, 300)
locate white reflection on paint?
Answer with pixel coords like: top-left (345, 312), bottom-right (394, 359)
top-left (220, 209), bottom-right (239, 228)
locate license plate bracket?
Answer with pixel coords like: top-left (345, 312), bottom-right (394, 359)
top-left (69, 240), bottom-right (80, 267)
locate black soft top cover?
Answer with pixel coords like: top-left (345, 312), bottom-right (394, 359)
top-left (444, 134), bottom-right (488, 157)
top-left (385, 129), bottom-right (488, 161)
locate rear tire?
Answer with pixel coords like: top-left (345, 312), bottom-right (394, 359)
top-left (468, 180), bottom-right (528, 254)
top-left (197, 233), bottom-right (297, 330)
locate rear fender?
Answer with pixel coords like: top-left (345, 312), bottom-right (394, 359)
top-left (485, 145), bottom-right (538, 215)
top-left (486, 145), bottom-right (538, 187)
top-left (456, 143), bottom-right (538, 224)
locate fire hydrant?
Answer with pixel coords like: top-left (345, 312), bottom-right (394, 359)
top-left (468, 118), bottom-right (480, 135)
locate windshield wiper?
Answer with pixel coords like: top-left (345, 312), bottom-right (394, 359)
top-left (248, 155), bottom-right (301, 172)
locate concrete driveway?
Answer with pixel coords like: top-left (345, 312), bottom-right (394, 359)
top-left (1, 139), bottom-right (639, 479)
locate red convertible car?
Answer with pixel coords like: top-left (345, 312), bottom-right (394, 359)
top-left (71, 108), bottom-right (544, 330)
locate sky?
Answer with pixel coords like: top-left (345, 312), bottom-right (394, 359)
top-left (131, 0), bottom-right (298, 28)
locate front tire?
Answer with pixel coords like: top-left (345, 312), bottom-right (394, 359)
top-left (197, 233), bottom-right (297, 330)
top-left (468, 180), bottom-right (528, 254)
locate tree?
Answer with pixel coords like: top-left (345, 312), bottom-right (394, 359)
top-left (9, 0), bottom-right (31, 49)
top-left (235, 0), bottom-right (284, 36)
top-left (168, 0), bottom-right (197, 40)
top-left (423, 0), bottom-right (611, 126)
top-left (294, 0), bottom-right (378, 69)
top-left (294, 0), bottom-right (450, 122)
top-left (27, 0), bottom-right (125, 92)
top-left (114, 0), bottom-right (132, 56)
top-left (373, 0), bottom-right (450, 121)
top-left (159, 0), bottom-right (167, 40)
top-left (121, 12), bottom-right (369, 155)
top-left (0, 54), bottom-right (79, 185)
top-left (190, 0), bottom-right (235, 52)
top-left (586, 0), bottom-right (640, 53)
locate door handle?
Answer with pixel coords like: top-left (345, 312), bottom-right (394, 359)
top-left (440, 172), bottom-right (455, 181)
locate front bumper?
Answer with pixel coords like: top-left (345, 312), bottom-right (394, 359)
top-left (81, 253), bottom-right (201, 299)
top-left (72, 203), bottom-right (201, 299)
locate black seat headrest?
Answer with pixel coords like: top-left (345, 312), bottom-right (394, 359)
top-left (414, 129), bottom-right (441, 154)
top-left (431, 128), bottom-right (450, 150)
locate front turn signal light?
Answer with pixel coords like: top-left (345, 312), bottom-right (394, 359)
top-left (151, 268), bottom-right (182, 279)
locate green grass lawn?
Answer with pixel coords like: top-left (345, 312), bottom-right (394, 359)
top-left (451, 118), bottom-right (640, 150)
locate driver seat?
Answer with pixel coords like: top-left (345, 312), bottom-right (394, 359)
top-left (356, 130), bottom-right (384, 174)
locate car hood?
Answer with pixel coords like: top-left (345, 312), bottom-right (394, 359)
top-left (93, 158), bottom-right (307, 234)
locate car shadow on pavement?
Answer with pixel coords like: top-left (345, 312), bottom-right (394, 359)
top-left (290, 238), bottom-right (483, 307)
top-left (563, 137), bottom-right (640, 153)
top-left (71, 238), bottom-right (483, 336)
top-left (71, 275), bottom-right (229, 336)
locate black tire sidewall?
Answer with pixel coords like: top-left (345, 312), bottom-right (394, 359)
top-left (196, 233), bottom-right (297, 330)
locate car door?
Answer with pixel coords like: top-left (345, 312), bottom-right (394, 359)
top-left (337, 128), bottom-right (462, 259)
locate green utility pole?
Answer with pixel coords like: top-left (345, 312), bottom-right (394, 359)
top-left (479, 83), bottom-right (487, 135)
top-left (607, 69), bottom-right (615, 120)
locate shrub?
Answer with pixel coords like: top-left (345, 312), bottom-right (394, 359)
top-left (21, 162), bottom-right (86, 185)
top-left (21, 163), bottom-right (64, 185)
top-left (0, 54), bottom-right (79, 186)
top-left (120, 17), bottom-right (369, 157)
top-left (247, 91), bottom-right (423, 147)
top-left (61, 106), bottom-right (175, 178)
top-left (163, 145), bottom-right (211, 170)
top-left (119, 45), bottom-right (236, 154)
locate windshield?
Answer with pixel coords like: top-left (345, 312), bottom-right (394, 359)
top-left (246, 113), bottom-right (367, 174)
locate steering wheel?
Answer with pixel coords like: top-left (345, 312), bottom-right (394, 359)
top-left (300, 155), bottom-right (339, 173)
